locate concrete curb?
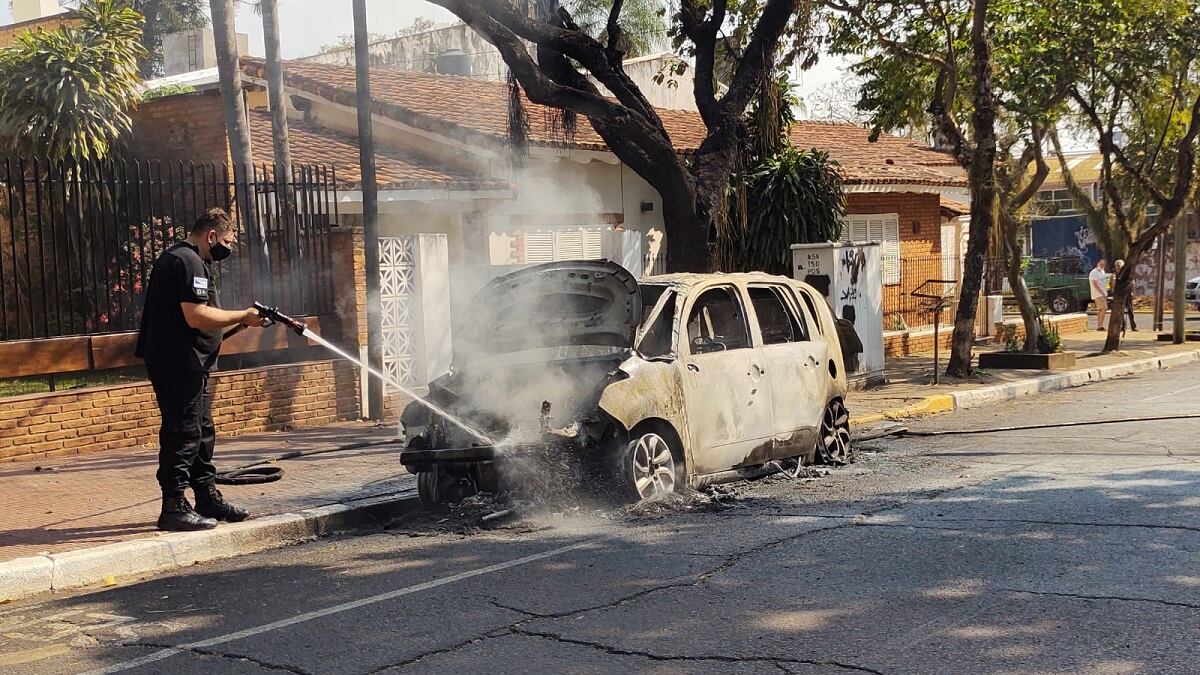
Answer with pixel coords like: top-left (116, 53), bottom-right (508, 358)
top-left (0, 490), bottom-right (418, 604)
top-left (852, 348), bottom-right (1200, 428)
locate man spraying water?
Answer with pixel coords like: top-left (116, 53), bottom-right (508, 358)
top-left (136, 208), bottom-right (271, 532)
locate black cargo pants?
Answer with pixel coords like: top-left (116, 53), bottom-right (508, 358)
top-left (149, 369), bottom-right (217, 498)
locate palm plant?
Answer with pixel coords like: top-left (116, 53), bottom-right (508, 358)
top-left (0, 0), bottom-right (146, 162)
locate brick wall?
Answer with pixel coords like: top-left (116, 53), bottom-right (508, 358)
top-left (129, 91), bottom-right (231, 165)
top-left (846, 191), bottom-right (943, 257)
top-left (883, 326), bottom-right (955, 358)
top-left (0, 360), bottom-right (359, 463)
top-left (884, 313), bottom-right (1089, 358)
top-left (997, 314), bottom-right (1089, 344)
top-left (0, 14), bottom-right (80, 49)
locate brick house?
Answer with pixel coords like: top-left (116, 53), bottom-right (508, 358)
top-left (137, 58), bottom-right (968, 308)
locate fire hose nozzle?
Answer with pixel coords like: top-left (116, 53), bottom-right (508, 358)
top-left (253, 302), bottom-right (308, 336)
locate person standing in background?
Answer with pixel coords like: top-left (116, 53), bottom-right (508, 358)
top-left (1114, 260), bottom-right (1138, 331)
top-left (1089, 259), bottom-right (1109, 331)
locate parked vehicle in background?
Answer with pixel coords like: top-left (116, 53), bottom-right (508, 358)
top-left (1187, 276), bottom-right (1200, 310)
top-left (399, 261), bottom-right (854, 505)
top-left (1023, 256), bottom-right (1094, 314)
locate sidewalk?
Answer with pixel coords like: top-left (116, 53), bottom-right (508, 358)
top-left (849, 328), bottom-right (1200, 422)
top-left (0, 422), bottom-right (410, 564)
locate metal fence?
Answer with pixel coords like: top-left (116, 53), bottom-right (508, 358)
top-left (883, 252), bottom-right (961, 331)
top-left (0, 159), bottom-right (339, 341)
top-left (882, 253), bottom-right (1017, 335)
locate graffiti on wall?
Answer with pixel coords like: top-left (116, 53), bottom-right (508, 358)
top-left (1032, 215), bottom-right (1101, 267)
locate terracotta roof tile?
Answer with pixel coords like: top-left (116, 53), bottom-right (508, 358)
top-left (248, 110), bottom-right (508, 192)
top-left (242, 58), bottom-right (965, 188)
top-left (939, 196), bottom-right (971, 216)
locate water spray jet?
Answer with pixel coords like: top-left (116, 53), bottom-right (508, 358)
top-left (245, 302), bottom-right (497, 447)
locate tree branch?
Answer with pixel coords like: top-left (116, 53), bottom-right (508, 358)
top-left (1010, 123), bottom-right (1049, 210)
top-left (720, 0), bottom-right (800, 114)
top-left (822, 0), bottom-right (950, 70)
top-left (679, 0), bottom-right (723, 123)
top-left (430, 0), bottom-right (661, 127)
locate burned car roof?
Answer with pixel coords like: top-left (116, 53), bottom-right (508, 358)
top-left (455, 260), bottom-right (642, 364)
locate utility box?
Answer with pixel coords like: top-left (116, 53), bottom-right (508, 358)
top-left (791, 242), bottom-right (885, 387)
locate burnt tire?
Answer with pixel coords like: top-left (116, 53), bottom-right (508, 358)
top-left (416, 465), bottom-right (478, 509)
top-left (815, 399), bottom-right (852, 466)
top-left (1048, 290), bottom-right (1074, 315)
top-left (610, 426), bottom-right (683, 503)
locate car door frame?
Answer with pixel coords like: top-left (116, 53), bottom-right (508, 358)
top-left (744, 282), bottom-right (828, 461)
top-left (676, 280), bottom-right (775, 475)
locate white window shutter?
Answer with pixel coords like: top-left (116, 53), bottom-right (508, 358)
top-left (882, 216), bottom-right (901, 285)
top-left (524, 231), bottom-right (555, 264)
top-left (842, 213), bottom-right (901, 285)
top-left (554, 230), bottom-right (585, 260)
top-left (582, 228), bottom-right (604, 259)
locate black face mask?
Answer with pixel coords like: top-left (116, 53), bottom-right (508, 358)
top-left (208, 242), bottom-right (232, 263)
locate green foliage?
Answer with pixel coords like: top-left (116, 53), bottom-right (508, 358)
top-left (723, 146), bottom-right (846, 275)
top-left (67, 0), bottom-right (206, 77)
top-left (0, 0), bottom-right (147, 162)
top-left (566, 0), bottom-right (667, 57)
top-left (1037, 318), bottom-right (1063, 354)
top-left (1001, 324), bottom-right (1022, 352)
top-left (141, 82), bottom-right (195, 101)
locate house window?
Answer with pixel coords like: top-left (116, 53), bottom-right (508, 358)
top-left (523, 227), bottom-right (606, 264)
top-left (841, 214), bottom-right (900, 285)
top-left (1036, 188), bottom-right (1084, 215)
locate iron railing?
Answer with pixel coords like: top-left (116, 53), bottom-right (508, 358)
top-left (0, 159), bottom-right (339, 341)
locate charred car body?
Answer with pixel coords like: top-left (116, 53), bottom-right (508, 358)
top-left (400, 261), bottom-right (855, 505)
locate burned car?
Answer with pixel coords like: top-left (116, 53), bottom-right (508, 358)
top-left (400, 260), bottom-right (853, 505)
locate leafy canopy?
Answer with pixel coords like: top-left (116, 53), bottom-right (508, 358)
top-left (0, 0), bottom-right (147, 162)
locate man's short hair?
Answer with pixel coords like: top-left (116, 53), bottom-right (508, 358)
top-left (191, 208), bottom-right (235, 235)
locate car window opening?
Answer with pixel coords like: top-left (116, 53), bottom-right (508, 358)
top-left (637, 291), bottom-right (677, 358)
top-left (749, 286), bottom-right (809, 345)
top-left (687, 286), bottom-right (751, 354)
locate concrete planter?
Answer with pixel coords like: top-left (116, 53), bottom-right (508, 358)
top-left (978, 351), bottom-right (1077, 370)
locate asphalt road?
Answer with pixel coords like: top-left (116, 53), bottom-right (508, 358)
top-left (3, 364), bottom-right (1198, 674)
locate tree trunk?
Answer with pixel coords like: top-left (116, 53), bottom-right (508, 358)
top-left (209, 0), bottom-right (253, 170)
top-left (260, 0), bottom-right (300, 306)
top-left (661, 190), bottom-right (711, 272)
top-left (1173, 214), bottom-right (1187, 343)
top-left (1104, 236), bottom-right (1152, 352)
top-left (1006, 237), bottom-right (1040, 353)
top-left (208, 0), bottom-right (262, 280)
top-left (947, 0), bottom-right (998, 378)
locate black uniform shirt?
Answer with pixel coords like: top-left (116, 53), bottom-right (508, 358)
top-left (135, 242), bottom-right (223, 372)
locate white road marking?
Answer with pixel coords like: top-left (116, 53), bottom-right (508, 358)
top-left (82, 539), bottom-right (598, 674)
top-left (1142, 380), bottom-right (1200, 403)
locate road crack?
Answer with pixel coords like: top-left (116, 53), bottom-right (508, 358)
top-left (998, 588), bottom-right (1200, 610)
top-left (127, 642), bottom-right (311, 674)
top-left (512, 626), bottom-right (885, 674)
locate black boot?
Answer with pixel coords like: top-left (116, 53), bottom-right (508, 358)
top-left (194, 484), bottom-right (249, 522)
top-left (158, 497), bottom-right (218, 532)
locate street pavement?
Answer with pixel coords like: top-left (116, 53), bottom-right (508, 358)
top-left (1, 364), bottom-right (1197, 674)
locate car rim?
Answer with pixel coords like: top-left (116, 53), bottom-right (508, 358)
top-left (821, 400), bottom-right (852, 464)
top-left (631, 433), bottom-right (675, 499)
top-left (1052, 295), bottom-right (1068, 313)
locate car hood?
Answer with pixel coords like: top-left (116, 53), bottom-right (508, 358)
top-left (454, 260), bottom-right (641, 364)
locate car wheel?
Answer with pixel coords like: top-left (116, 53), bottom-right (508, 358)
top-left (1048, 291), bottom-right (1073, 314)
top-left (619, 429), bottom-right (681, 502)
top-left (416, 465), bottom-right (478, 508)
top-left (815, 399), bottom-right (852, 465)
